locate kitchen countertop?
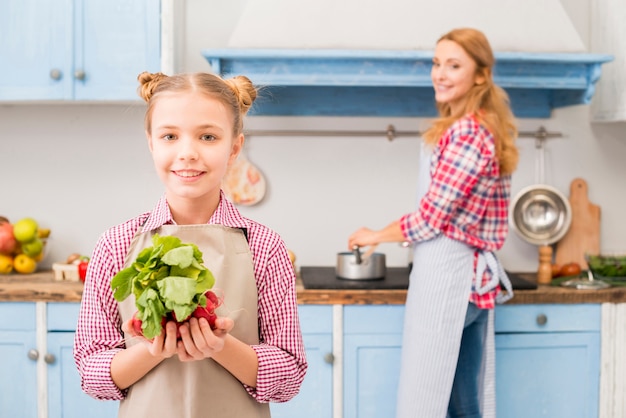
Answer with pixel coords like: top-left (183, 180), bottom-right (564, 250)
top-left (2, 270), bottom-right (626, 305)
top-left (0, 271), bottom-right (84, 302)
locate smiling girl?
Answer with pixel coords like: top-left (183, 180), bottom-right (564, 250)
top-left (74, 72), bottom-right (307, 417)
top-left (348, 28), bottom-right (519, 417)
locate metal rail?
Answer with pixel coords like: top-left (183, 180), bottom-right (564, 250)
top-left (245, 125), bottom-right (562, 141)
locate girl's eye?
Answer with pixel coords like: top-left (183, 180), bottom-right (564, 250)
top-left (201, 134), bottom-right (217, 142)
top-left (162, 134), bottom-right (176, 141)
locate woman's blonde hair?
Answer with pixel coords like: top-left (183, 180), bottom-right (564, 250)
top-left (423, 28), bottom-right (519, 176)
top-left (137, 72), bottom-right (257, 137)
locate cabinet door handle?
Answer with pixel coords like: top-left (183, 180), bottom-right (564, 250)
top-left (323, 353), bottom-right (335, 364)
top-left (49, 69), bottom-right (62, 80)
top-left (74, 70), bottom-right (86, 81)
top-left (27, 349), bottom-right (39, 361)
top-left (44, 353), bottom-right (56, 364)
top-left (536, 314), bottom-right (548, 326)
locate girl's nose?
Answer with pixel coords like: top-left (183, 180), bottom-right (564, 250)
top-left (178, 138), bottom-right (199, 160)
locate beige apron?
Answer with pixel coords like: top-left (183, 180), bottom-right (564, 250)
top-left (117, 224), bottom-right (270, 418)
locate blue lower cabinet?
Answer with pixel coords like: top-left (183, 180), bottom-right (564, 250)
top-left (47, 332), bottom-right (119, 417)
top-left (270, 305), bottom-right (334, 418)
top-left (47, 303), bottom-right (120, 417)
top-left (495, 304), bottom-right (601, 418)
top-left (343, 305), bottom-right (405, 418)
top-left (0, 301), bottom-right (603, 417)
top-left (0, 302), bottom-right (38, 418)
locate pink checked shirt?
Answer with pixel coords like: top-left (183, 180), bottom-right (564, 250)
top-left (73, 192), bottom-right (307, 402)
top-left (399, 114), bottom-right (512, 309)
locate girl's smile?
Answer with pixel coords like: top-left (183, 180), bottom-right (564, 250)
top-left (147, 91), bottom-right (242, 203)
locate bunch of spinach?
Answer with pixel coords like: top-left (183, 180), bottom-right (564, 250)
top-left (111, 234), bottom-right (215, 339)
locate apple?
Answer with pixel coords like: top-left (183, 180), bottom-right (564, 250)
top-left (0, 254), bottom-right (13, 274)
top-left (21, 238), bottom-right (44, 258)
top-left (13, 254), bottom-right (37, 274)
top-left (13, 218), bottom-right (38, 243)
top-left (0, 222), bottom-right (17, 255)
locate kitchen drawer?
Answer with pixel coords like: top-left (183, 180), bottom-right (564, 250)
top-left (0, 302), bottom-right (36, 330)
top-left (495, 304), bottom-right (600, 333)
top-left (298, 305), bottom-right (333, 334)
top-left (344, 305), bottom-right (405, 334)
top-left (47, 302), bottom-right (80, 331)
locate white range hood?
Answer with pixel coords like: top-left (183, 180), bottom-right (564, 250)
top-left (227, 0), bottom-right (585, 52)
top-left (202, 0), bottom-right (613, 118)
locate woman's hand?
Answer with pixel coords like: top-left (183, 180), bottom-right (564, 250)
top-left (348, 221), bottom-right (406, 250)
top-left (176, 316), bottom-right (235, 362)
top-left (348, 227), bottom-right (379, 250)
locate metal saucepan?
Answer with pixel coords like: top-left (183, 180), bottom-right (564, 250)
top-left (336, 246), bottom-right (386, 280)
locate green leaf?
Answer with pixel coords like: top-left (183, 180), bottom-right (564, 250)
top-left (137, 288), bottom-right (167, 339)
top-left (161, 246), bottom-right (195, 268)
top-left (196, 269), bottom-right (215, 293)
top-left (153, 234), bottom-right (183, 253)
top-left (110, 233), bottom-right (216, 338)
top-left (157, 276), bottom-right (199, 305)
top-left (111, 267), bottom-right (137, 301)
top-left (170, 303), bottom-right (194, 323)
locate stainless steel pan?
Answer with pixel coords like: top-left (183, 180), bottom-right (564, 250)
top-left (336, 246), bottom-right (386, 280)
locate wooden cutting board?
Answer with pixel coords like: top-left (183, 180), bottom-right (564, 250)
top-left (555, 178), bottom-right (601, 269)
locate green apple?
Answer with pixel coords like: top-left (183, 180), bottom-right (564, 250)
top-left (21, 238), bottom-right (44, 258)
top-left (13, 218), bottom-right (39, 243)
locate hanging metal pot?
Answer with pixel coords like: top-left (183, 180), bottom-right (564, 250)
top-left (510, 184), bottom-right (572, 246)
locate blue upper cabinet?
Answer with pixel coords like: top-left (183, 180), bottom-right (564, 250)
top-left (202, 49), bottom-right (613, 118)
top-left (0, 0), bottom-right (160, 101)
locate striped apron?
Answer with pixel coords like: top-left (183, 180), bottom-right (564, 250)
top-left (396, 141), bottom-right (503, 418)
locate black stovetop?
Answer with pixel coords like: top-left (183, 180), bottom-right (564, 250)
top-left (299, 266), bottom-right (537, 290)
top-left (300, 266), bottom-right (410, 290)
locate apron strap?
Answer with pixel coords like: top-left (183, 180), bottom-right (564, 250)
top-left (475, 251), bottom-right (514, 303)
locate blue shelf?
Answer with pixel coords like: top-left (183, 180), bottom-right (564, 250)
top-left (202, 49), bottom-right (613, 118)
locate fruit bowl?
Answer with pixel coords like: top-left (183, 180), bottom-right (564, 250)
top-left (11, 238), bottom-right (50, 274)
top-left (586, 253), bottom-right (626, 280)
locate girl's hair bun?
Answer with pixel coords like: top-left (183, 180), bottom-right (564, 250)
top-left (224, 75), bottom-right (258, 114)
top-left (137, 71), bottom-right (169, 102)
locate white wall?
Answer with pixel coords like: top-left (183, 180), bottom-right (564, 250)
top-left (1, 0), bottom-right (625, 274)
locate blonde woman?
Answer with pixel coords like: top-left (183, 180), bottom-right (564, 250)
top-left (349, 28), bottom-right (519, 418)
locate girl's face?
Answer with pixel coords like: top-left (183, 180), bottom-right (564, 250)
top-left (147, 91), bottom-right (242, 204)
top-left (431, 39), bottom-right (484, 114)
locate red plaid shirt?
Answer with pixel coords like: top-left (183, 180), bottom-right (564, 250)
top-left (74, 192), bottom-right (307, 402)
top-left (400, 114), bottom-right (511, 309)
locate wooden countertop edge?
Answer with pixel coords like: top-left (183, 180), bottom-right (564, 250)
top-left (0, 271), bottom-right (84, 302)
top-left (3, 271), bottom-right (626, 305)
top-left (296, 288), bottom-right (408, 305)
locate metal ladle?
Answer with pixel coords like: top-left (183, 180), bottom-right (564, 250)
top-left (352, 244), bottom-right (379, 265)
top-left (352, 245), bottom-right (362, 265)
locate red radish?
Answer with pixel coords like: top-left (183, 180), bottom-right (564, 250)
top-left (192, 305), bottom-right (218, 329)
top-left (129, 290), bottom-right (222, 341)
top-left (130, 312), bottom-right (166, 340)
top-left (131, 312), bottom-right (144, 336)
top-left (191, 290), bottom-right (221, 329)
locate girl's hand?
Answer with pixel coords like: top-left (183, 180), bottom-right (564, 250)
top-left (122, 318), bottom-right (179, 359)
top-left (176, 316), bottom-right (235, 362)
